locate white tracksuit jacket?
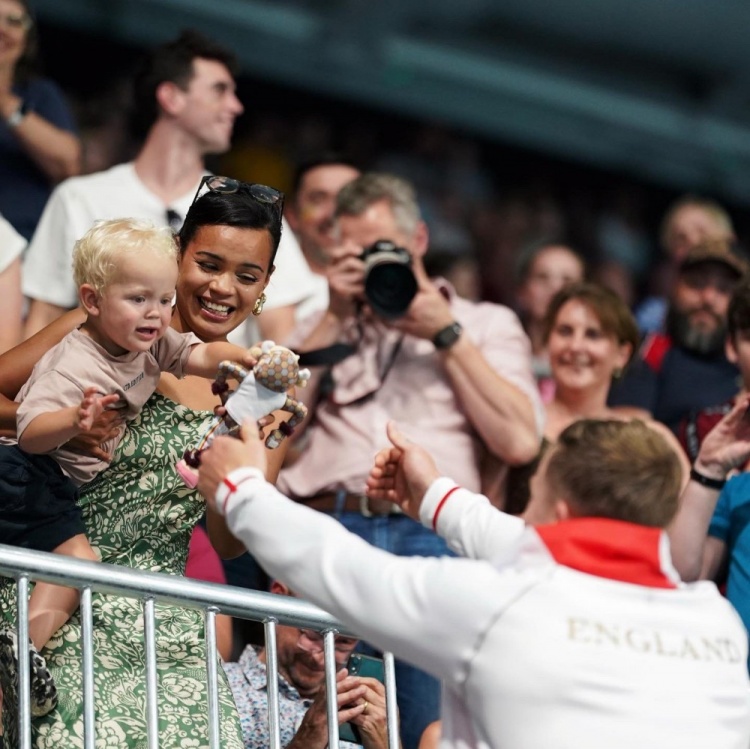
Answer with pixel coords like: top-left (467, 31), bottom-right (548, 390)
top-left (217, 471), bottom-right (750, 749)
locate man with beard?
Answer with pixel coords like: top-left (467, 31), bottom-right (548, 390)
top-left (609, 238), bottom-right (747, 433)
top-left (223, 580), bottom-right (389, 749)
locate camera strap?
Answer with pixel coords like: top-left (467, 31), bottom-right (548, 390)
top-left (297, 342), bottom-right (357, 368)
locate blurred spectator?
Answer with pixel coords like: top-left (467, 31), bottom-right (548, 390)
top-left (514, 240), bottom-right (585, 402)
top-left (20, 30), bottom-right (248, 337)
top-left (284, 154), bottom-right (362, 317)
top-left (0, 0), bottom-right (80, 239)
top-left (20, 30), bottom-right (317, 351)
top-left (609, 239), bottom-right (747, 433)
top-left (635, 195), bottom-right (735, 334)
top-left (669, 395), bottom-right (750, 673)
top-left (677, 277), bottom-right (750, 463)
top-left (0, 213), bottom-right (24, 354)
top-left (506, 282), bottom-right (687, 515)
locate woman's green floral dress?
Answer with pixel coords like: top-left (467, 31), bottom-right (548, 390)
top-left (1, 394), bottom-right (244, 748)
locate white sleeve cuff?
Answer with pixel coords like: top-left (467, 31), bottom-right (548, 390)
top-left (214, 467), bottom-right (266, 515)
top-left (419, 476), bottom-right (461, 531)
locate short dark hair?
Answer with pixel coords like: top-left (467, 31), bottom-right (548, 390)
top-left (130, 29), bottom-right (239, 139)
top-left (290, 153), bottom-right (361, 201)
top-left (178, 185), bottom-right (284, 267)
top-left (547, 419), bottom-right (682, 527)
top-left (727, 275), bottom-right (750, 341)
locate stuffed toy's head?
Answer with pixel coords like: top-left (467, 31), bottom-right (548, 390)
top-left (250, 340), bottom-right (311, 393)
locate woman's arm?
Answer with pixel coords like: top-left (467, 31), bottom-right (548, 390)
top-left (185, 341), bottom-right (250, 379)
top-left (0, 308), bottom-right (84, 436)
top-left (1, 93), bottom-right (81, 183)
top-left (0, 257), bottom-right (23, 355)
top-left (669, 396), bottom-right (750, 581)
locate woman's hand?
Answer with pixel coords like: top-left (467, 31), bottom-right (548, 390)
top-left (695, 394), bottom-right (750, 479)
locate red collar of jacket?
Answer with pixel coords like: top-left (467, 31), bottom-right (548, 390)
top-left (534, 518), bottom-right (679, 589)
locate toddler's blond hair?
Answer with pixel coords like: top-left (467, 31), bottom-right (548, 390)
top-left (73, 218), bottom-right (177, 293)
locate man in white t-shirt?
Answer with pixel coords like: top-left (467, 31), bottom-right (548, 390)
top-left (196, 417), bottom-right (750, 749)
top-left (22, 30), bottom-right (303, 344)
top-left (284, 156), bottom-right (362, 321)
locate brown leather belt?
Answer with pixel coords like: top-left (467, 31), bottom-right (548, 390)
top-left (302, 492), bottom-right (403, 517)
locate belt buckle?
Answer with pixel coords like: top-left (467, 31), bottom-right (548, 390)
top-left (359, 494), bottom-right (375, 518)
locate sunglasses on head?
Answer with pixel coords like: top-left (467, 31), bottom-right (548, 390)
top-left (190, 175), bottom-right (284, 212)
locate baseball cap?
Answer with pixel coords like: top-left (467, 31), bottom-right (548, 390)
top-left (679, 239), bottom-right (749, 278)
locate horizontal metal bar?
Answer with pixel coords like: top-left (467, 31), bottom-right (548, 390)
top-left (0, 544), bottom-right (350, 633)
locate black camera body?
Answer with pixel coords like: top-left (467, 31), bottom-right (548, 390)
top-left (361, 239), bottom-right (418, 319)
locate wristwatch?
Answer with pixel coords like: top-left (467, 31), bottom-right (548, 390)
top-left (433, 321), bottom-right (463, 350)
top-left (6, 99), bottom-right (29, 128)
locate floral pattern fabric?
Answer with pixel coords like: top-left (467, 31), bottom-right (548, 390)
top-left (0, 394), bottom-right (244, 748)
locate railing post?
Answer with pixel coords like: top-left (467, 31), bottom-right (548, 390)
top-left (323, 630), bottom-right (340, 748)
top-left (16, 575), bottom-right (31, 749)
top-left (204, 606), bottom-right (221, 749)
top-left (384, 650), bottom-right (399, 749)
top-left (143, 597), bottom-right (159, 749)
top-left (263, 618), bottom-right (282, 749)
top-left (80, 586), bottom-right (96, 749)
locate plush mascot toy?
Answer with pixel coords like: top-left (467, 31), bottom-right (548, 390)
top-left (176, 341), bottom-right (311, 488)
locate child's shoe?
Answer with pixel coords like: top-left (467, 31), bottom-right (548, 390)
top-left (0, 630), bottom-right (57, 717)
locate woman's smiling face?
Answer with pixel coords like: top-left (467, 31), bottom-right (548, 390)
top-left (174, 224), bottom-right (274, 342)
top-left (548, 299), bottom-right (631, 392)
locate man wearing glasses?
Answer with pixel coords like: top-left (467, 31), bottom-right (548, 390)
top-left (223, 581), bottom-right (389, 749)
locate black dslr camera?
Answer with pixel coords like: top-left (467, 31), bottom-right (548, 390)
top-left (361, 239), bottom-right (418, 319)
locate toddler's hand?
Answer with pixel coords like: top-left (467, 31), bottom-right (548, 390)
top-left (76, 387), bottom-right (120, 433)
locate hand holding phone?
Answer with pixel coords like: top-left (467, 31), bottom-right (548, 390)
top-left (339, 654), bottom-right (386, 743)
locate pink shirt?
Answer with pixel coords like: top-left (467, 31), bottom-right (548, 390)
top-left (279, 285), bottom-right (542, 498)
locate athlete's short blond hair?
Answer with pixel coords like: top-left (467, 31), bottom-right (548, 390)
top-left (72, 218), bottom-right (178, 293)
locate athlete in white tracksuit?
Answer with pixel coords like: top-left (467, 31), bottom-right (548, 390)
top-left (199, 419), bottom-right (750, 749)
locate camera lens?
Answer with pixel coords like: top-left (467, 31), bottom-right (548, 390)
top-left (362, 240), bottom-right (418, 319)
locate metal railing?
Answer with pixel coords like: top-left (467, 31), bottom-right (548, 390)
top-left (0, 544), bottom-right (399, 749)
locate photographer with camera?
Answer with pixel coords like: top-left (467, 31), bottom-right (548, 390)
top-left (277, 172), bottom-right (543, 749)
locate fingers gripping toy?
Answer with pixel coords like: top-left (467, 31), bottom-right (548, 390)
top-left (175, 341), bottom-right (311, 488)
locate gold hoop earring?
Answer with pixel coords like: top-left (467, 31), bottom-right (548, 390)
top-left (252, 293), bottom-right (266, 316)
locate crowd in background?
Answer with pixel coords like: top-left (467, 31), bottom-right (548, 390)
top-left (4, 8), bottom-right (750, 749)
top-left (33, 22), bottom-right (750, 318)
